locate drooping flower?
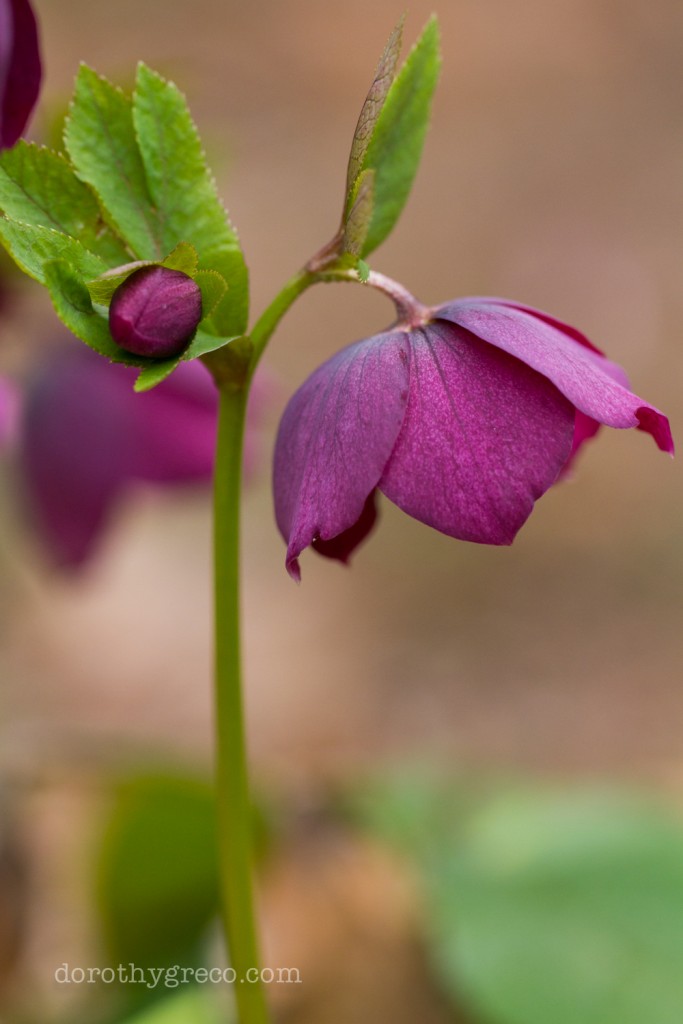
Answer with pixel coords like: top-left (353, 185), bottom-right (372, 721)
top-left (0, 0), bottom-right (42, 150)
top-left (109, 265), bottom-right (203, 359)
top-left (274, 294), bottom-right (673, 580)
top-left (16, 344), bottom-right (269, 568)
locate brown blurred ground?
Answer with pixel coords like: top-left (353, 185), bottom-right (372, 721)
top-left (0, 0), bottom-right (681, 1016)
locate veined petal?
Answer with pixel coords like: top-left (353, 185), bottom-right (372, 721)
top-left (437, 299), bottom-right (673, 454)
top-left (379, 322), bottom-right (575, 545)
top-left (273, 331), bottom-right (411, 579)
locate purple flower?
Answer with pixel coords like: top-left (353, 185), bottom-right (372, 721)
top-left (0, 372), bottom-right (18, 447)
top-left (109, 266), bottom-right (203, 359)
top-left (0, 0), bottom-right (42, 150)
top-left (274, 296), bottom-right (673, 580)
top-left (17, 345), bottom-right (269, 568)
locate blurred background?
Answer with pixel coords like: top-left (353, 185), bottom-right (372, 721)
top-left (0, 1), bottom-right (681, 1022)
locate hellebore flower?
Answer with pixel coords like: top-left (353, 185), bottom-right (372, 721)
top-left (109, 265), bottom-right (203, 359)
top-left (0, 0), bottom-right (42, 150)
top-left (274, 295), bottom-right (673, 580)
top-left (17, 344), bottom-right (268, 568)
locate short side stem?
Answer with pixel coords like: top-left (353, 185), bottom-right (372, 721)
top-left (213, 383), bottom-right (270, 1024)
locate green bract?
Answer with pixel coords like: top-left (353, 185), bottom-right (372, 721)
top-left (341, 16), bottom-right (441, 261)
top-left (0, 64), bottom-right (247, 389)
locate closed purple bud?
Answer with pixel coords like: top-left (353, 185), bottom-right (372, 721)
top-left (0, 0), bottom-right (42, 149)
top-left (109, 265), bottom-right (203, 359)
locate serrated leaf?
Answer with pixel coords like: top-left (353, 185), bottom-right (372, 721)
top-left (132, 64), bottom-right (248, 336)
top-left (0, 142), bottom-right (130, 264)
top-left (65, 65), bottom-right (163, 260)
top-left (342, 168), bottom-right (375, 257)
top-left (346, 16), bottom-right (404, 195)
top-left (87, 261), bottom-right (150, 304)
top-left (44, 260), bottom-right (142, 362)
top-left (134, 358), bottom-right (179, 392)
top-left (353, 17), bottom-right (441, 256)
top-left (194, 270), bottom-right (227, 320)
top-left (134, 328), bottom-right (241, 392)
top-left (161, 241), bottom-right (199, 275)
top-left (0, 219), bottom-right (106, 284)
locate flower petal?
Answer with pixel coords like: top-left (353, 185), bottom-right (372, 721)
top-left (379, 322), bottom-right (576, 545)
top-left (0, 0), bottom-right (42, 150)
top-left (20, 347), bottom-right (217, 568)
top-left (273, 331), bottom-right (411, 579)
top-left (437, 299), bottom-right (673, 454)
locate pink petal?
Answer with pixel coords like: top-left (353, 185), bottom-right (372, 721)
top-left (20, 347), bottom-right (217, 568)
top-left (437, 299), bottom-right (673, 454)
top-left (379, 322), bottom-right (576, 545)
top-left (273, 331), bottom-right (411, 579)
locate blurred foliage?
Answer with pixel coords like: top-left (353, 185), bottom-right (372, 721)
top-left (351, 771), bottom-right (683, 1024)
top-left (122, 988), bottom-right (225, 1024)
top-left (97, 771), bottom-right (219, 1002)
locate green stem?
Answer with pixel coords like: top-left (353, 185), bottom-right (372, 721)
top-left (248, 268), bottom-right (316, 373)
top-left (213, 383), bottom-right (270, 1024)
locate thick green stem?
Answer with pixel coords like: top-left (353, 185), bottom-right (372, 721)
top-left (213, 383), bottom-right (270, 1024)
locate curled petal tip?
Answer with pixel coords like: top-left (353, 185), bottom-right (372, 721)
top-left (636, 407), bottom-right (674, 455)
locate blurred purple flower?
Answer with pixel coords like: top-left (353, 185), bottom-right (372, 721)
top-left (18, 345), bottom-right (269, 568)
top-left (274, 296), bottom-right (673, 580)
top-left (0, 372), bottom-right (18, 447)
top-left (0, 0), bottom-right (41, 149)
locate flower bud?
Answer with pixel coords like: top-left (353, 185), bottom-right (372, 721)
top-left (109, 265), bottom-right (203, 359)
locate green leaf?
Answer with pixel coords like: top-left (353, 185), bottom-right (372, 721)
top-left (342, 168), bottom-right (375, 258)
top-left (356, 258), bottom-right (370, 283)
top-left (0, 219), bottom-right (106, 284)
top-left (86, 261), bottom-right (150, 304)
top-left (97, 772), bottom-right (219, 977)
top-left (124, 990), bottom-right (224, 1024)
top-left (352, 17), bottom-right (441, 256)
top-left (356, 776), bottom-right (683, 1024)
top-left (161, 240), bottom-right (199, 275)
top-left (133, 64), bottom-right (248, 336)
top-left (133, 327), bottom-right (240, 392)
top-left (0, 141), bottom-right (130, 264)
top-left (65, 65), bottom-right (163, 260)
top-left (44, 259), bottom-right (141, 361)
top-left (195, 270), bottom-right (227, 321)
top-left (345, 16), bottom-right (404, 195)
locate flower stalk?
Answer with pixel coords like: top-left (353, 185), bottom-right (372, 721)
top-left (212, 380), bottom-right (270, 1024)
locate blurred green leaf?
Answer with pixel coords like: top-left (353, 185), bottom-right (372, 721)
top-left (355, 775), bottom-right (683, 1024)
top-left (351, 17), bottom-right (441, 257)
top-left (97, 772), bottom-right (219, 977)
top-left (65, 66), bottom-right (163, 260)
top-left (133, 64), bottom-right (249, 336)
top-left (123, 988), bottom-right (225, 1024)
top-left (0, 141), bottom-right (130, 264)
